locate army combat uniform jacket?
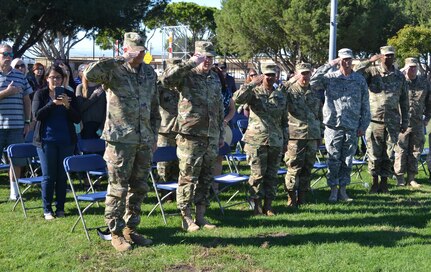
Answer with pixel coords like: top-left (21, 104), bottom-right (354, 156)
top-left (354, 61), bottom-right (408, 130)
top-left (84, 57), bottom-right (160, 146)
top-left (311, 64), bottom-right (370, 133)
top-left (285, 82), bottom-right (322, 140)
top-left (161, 60), bottom-right (224, 141)
top-left (233, 83), bottom-right (288, 147)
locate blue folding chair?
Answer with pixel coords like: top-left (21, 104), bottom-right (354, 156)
top-left (7, 143), bottom-right (45, 218)
top-left (148, 146), bottom-right (178, 224)
top-left (213, 142), bottom-right (251, 214)
top-left (76, 138), bottom-right (107, 192)
top-left (63, 154), bottom-right (107, 241)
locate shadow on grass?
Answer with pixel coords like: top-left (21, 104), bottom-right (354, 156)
top-left (146, 225), bottom-right (431, 248)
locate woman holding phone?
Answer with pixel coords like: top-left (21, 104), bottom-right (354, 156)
top-left (32, 65), bottom-right (81, 220)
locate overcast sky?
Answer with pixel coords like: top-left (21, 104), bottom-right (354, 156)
top-left (69, 0), bottom-right (221, 57)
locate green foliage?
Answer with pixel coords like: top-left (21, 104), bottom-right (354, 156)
top-left (0, 0), bottom-right (167, 57)
top-left (144, 2), bottom-right (217, 51)
top-left (388, 25), bottom-right (431, 75)
top-left (337, 0), bottom-right (408, 57)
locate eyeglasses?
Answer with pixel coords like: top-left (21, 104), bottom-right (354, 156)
top-left (48, 76), bottom-right (63, 80)
top-left (15, 64), bottom-right (26, 69)
top-left (249, 74), bottom-right (257, 77)
top-left (1, 51), bottom-right (14, 58)
top-left (265, 73), bottom-right (276, 77)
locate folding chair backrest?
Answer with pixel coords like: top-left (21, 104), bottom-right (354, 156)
top-left (7, 143), bottom-right (38, 159)
top-left (77, 138), bottom-right (106, 154)
top-left (237, 119), bottom-right (248, 135)
top-left (230, 112), bottom-right (247, 129)
top-left (219, 142), bottom-right (231, 156)
top-left (64, 154), bottom-right (106, 173)
top-left (152, 146), bottom-right (177, 163)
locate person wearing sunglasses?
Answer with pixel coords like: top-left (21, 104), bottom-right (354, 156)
top-left (0, 44), bottom-right (33, 201)
top-left (32, 65), bottom-right (80, 221)
top-left (233, 63), bottom-right (289, 216)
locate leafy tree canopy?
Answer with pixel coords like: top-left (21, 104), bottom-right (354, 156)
top-left (0, 0), bottom-right (167, 58)
top-left (144, 2), bottom-right (217, 51)
top-left (388, 25), bottom-right (431, 75)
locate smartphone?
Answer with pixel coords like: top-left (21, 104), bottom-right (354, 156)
top-left (54, 87), bottom-right (64, 98)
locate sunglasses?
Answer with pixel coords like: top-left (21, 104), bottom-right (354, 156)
top-left (249, 74), bottom-right (257, 77)
top-left (15, 64), bottom-right (26, 69)
top-left (1, 51), bottom-right (14, 58)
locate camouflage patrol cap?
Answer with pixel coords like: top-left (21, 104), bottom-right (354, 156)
top-left (195, 41), bottom-right (216, 57)
top-left (262, 63), bottom-right (277, 74)
top-left (296, 63), bottom-right (312, 73)
top-left (338, 48), bottom-right (353, 59)
top-left (124, 32), bottom-right (146, 51)
top-left (380, 45), bottom-right (395, 55)
top-left (405, 57), bottom-right (418, 67)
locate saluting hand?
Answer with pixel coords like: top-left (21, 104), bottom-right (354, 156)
top-left (369, 54), bottom-right (383, 63)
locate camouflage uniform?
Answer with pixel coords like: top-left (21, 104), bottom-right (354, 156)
top-left (157, 82), bottom-right (179, 182)
top-left (233, 81), bottom-right (288, 200)
top-left (84, 55), bottom-right (160, 234)
top-left (284, 79), bottom-right (322, 192)
top-left (355, 59), bottom-right (409, 178)
top-left (160, 58), bottom-right (224, 211)
top-left (311, 63), bottom-right (370, 187)
top-left (394, 62), bottom-right (431, 178)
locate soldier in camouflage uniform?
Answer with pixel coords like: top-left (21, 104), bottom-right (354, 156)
top-left (311, 48), bottom-right (370, 202)
top-left (157, 59), bottom-right (181, 188)
top-left (354, 46), bottom-right (409, 194)
top-left (394, 57), bottom-right (431, 188)
top-left (84, 32), bottom-right (160, 251)
top-left (284, 63), bottom-right (322, 207)
top-left (233, 64), bottom-right (288, 216)
top-left (160, 41), bottom-right (224, 232)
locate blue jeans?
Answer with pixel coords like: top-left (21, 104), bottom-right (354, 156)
top-left (37, 142), bottom-right (75, 213)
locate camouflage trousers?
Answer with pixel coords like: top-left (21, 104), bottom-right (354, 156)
top-left (104, 142), bottom-right (151, 234)
top-left (157, 133), bottom-right (179, 182)
top-left (284, 139), bottom-right (318, 191)
top-left (394, 126), bottom-right (425, 176)
top-left (176, 134), bottom-right (218, 211)
top-left (324, 127), bottom-right (358, 187)
top-left (366, 122), bottom-right (399, 177)
top-left (244, 144), bottom-right (282, 200)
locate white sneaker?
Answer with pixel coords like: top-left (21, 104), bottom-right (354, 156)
top-left (9, 195), bottom-right (18, 201)
top-left (44, 213), bottom-right (55, 220)
top-left (410, 181), bottom-right (421, 188)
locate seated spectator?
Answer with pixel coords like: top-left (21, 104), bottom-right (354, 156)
top-left (32, 65), bottom-right (81, 220)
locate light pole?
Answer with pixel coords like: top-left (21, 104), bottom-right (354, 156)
top-left (329, 0), bottom-right (338, 61)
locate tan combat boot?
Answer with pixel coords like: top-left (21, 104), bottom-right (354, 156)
top-left (181, 207), bottom-right (200, 232)
top-left (379, 177), bottom-right (389, 194)
top-left (263, 198), bottom-right (275, 216)
top-left (111, 233), bottom-right (132, 252)
top-left (407, 173), bottom-right (421, 188)
top-left (328, 186), bottom-right (338, 202)
top-left (287, 191), bottom-right (297, 207)
top-left (123, 227), bottom-right (153, 246)
top-left (195, 205), bottom-right (216, 229)
top-left (253, 198), bottom-right (263, 215)
top-left (369, 176), bottom-right (379, 194)
top-left (339, 185), bottom-right (353, 202)
top-left (395, 175), bottom-right (406, 186)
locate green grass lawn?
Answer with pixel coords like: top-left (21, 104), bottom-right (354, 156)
top-left (1, 162), bottom-right (431, 272)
